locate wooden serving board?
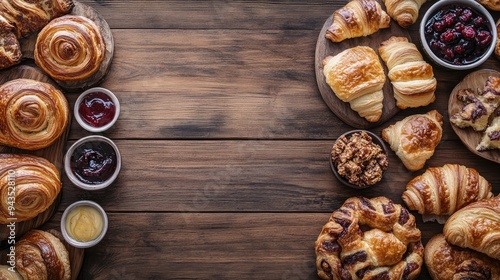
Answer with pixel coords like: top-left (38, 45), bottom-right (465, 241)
top-left (0, 65), bottom-right (70, 242)
top-left (448, 69), bottom-right (500, 163)
top-left (315, 13), bottom-right (410, 129)
top-left (21, 1), bottom-right (114, 91)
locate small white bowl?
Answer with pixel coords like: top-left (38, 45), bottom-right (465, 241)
top-left (61, 200), bottom-right (108, 248)
top-left (420, 0), bottom-right (497, 70)
top-left (74, 87), bottom-right (120, 133)
top-left (64, 135), bottom-right (121, 190)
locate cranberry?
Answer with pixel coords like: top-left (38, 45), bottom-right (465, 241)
top-left (443, 13), bottom-right (455, 26)
top-left (473, 16), bottom-right (484, 27)
top-left (440, 29), bottom-right (456, 43)
top-left (459, 9), bottom-right (472, 22)
top-left (477, 30), bottom-right (492, 47)
top-left (454, 22), bottom-right (465, 32)
top-left (454, 45), bottom-right (465, 54)
top-left (461, 26), bottom-right (476, 39)
top-left (433, 21), bottom-right (446, 32)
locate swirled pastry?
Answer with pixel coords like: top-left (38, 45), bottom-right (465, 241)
top-left (0, 153), bottom-right (61, 224)
top-left (382, 110), bottom-right (443, 171)
top-left (315, 196), bottom-right (423, 280)
top-left (443, 196), bottom-right (500, 261)
top-left (0, 21), bottom-right (21, 69)
top-left (425, 234), bottom-right (500, 280)
top-left (34, 15), bottom-right (105, 82)
top-left (0, 265), bottom-right (23, 280)
top-left (0, 78), bottom-right (69, 150)
top-left (16, 230), bottom-right (71, 280)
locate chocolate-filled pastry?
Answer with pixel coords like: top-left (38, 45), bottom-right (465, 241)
top-left (0, 154), bottom-right (61, 224)
top-left (0, 78), bottom-right (69, 150)
top-left (425, 234), bottom-right (500, 280)
top-left (0, 19), bottom-right (21, 69)
top-left (477, 113), bottom-right (500, 151)
top-left (34, 15), bottom-right (105, 82)
top-left (315, 196), bottom-right (423, 280)
top-left (16, 230), bottom-right (71, 280)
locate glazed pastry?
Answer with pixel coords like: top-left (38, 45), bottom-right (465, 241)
top-left (0, 78), bottom-right (69, 150)
top-left (315, 196), bottom-right (423, 280)
top-left (444, 196), bottom-right (500, 261)
top-left (323, 46), bottom-right (385, 122)
top-left (0, 21), bottom-right (21, 69)
top-left (402, 164), bottom-right (493, 218)
top-left (34, 15), bottom-right (105, 82)
top-left (378, 36), bottom-right (436, 109)
top-left (451, 76), bottom-right (500, 131)
top-left (476, 113), bottom-right (500, 151)
top-left (477, 0), bottom-right (500, 11)
top-left (382, 110), bottom-right (443, 171)
top-left (424, 234), bottom-right (500, 280)
top-left (16, 230), bottom-right (71, 280)
top-left (0, 265), bottom-right (23, 280)
top-left (382, 0), bottom-right (426, 28)
top-left (326, 0), bottom-right (391, 42)
top-left (0, 154), bottom-right (61, 224)
top-left (0, 0), bottom-right (74, 38)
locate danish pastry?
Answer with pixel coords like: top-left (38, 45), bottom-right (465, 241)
top-left (315, 196), bottom-right (423, 280)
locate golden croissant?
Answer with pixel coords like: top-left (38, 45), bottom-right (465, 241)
top-left (382, 0), bottom-right (426, 28)
top-left (378, 36), bottom-right (436, 109)
top-left (402, 164), bottom-right (493, 217)
top-left (0, 153), bottom-right (61, 224)
top-left (444, 196), bottom-right (500, 261)
top-left (0, 78), bottom-right (69, 150)
top-left (326, 0), bottom-right (391, 42)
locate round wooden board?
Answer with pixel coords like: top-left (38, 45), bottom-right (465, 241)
top-left (0, 65), bottom-right (69, 242)
top-left (448, 69), bottom-right (500, 163)
top-left (315, 12), bottom-right (411, 129)
top-left (20, 1), bottom-right (114, 91)
top-left (0, 229), bottom-right (84, 280)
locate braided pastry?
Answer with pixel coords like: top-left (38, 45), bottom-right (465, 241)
top-left (0, 78), bottom-right (69, 150)
top-left (315, 196), bottom-right (423, 280)
top-left (15, 229), bottom-right (71, 280)
top-left (0, 153), bottom-right (61, 224)
top-left (34, 15), bottom-right (105, 82)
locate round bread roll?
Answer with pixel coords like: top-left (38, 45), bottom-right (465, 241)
top-left (314, 196), bottom-right (423, 280)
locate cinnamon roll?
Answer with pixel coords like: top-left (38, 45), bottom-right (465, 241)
top-left (0, 153), bottom-right (61, 224)
top-left (34, 14), bottom-right (105, 82)
top-left (0, 78), bottom-right (69, 150)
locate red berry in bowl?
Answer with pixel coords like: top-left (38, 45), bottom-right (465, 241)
top-left (461, 26), bottom-right (476, 39)
top-left (477, 30), bottom-right (492, 47)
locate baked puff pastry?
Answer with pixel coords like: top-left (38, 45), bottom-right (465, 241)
top-left (443, 195), bottom-right (500, 261)
top-left (326, 0), bottom-right (391, 43)
top-left (34, 15), bottom-right (105, 82)
top-left (0, 153), bottom-right (61, 224)
top-left (382, 110), bottom-right (443, 171)
top-left (16, 230), bottom-right (71, 280)
top-left (323, 46), bottom-right (385, 122)
top-left (315, 196), bottom-right (423, 280)
top-left (378, 36), bottom-right (436, 109)
top-left (0, 19), bottom-right (21, 69)
top-left (382, 0), bottom-right (426, 28)
top-left (425, 234), bottom-right (500, 280)
top-left (476, 113), bottom-right (500, 151)
top-left (0, 265), bottom-right (23, 280)
top-left (0, 78), bottom-right (69, 150)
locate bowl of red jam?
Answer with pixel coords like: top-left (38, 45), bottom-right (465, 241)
top-left (65, 135), bottom-right (121, 190)
top-left (74, 87), bottom-right (120, 132)
top-left (420, 0), bottom-right (496, 70)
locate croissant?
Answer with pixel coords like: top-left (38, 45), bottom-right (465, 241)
top-left (0, 153), bottom-right (61, 224)
top-left (382, 110), bottom-right (443, 171)
top-left (444, 196), bottom-right (500, 261)
top-left (34, 14), bottom-right (105, 82)
top-left (326, 0), bottom-right (391, 43)
top-left (0, 265), bottom-right (23, 280)
top-left (378, 36), bottom-right (436, 109)
top-left (16, 230), bottom-right (71, 280)
top-left (402, 164), bottom-right (493, 218)
top-left (425, 234), bottom-right (500, 280)
top-left (0, 78), bottom-right (69, 150)
top-left (382, 0), bottom-right (426, 28)
top-left (323, 46), bottom-right (385, 122)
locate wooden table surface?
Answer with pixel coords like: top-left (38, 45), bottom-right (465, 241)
top-left (38, 1), bottom-right (500, 279)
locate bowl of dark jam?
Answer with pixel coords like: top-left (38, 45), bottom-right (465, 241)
top-left (74, 87), bottom-right (120, 132)
top-left (420, 0), bottom-right (496, 70)
top-left (65, 135), bottom-right (121, 190)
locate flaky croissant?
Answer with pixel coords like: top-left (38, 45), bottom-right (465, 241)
top-left (0, 78), bottom-right (69, 150)
top-left (16, 230), bottom-right (71, 280)
top-left (382, 0), bottom-right (426, 28)
top-left (444, 196), bottom-right (500, 261)
top-left (0, 153), bottom-right (61, 224)
top-left (382, 110), bottom-right (443, 171)
top-left (378, 36), bottom-right (436, 109)
top-left (326, 0), bottom-right (391, 42)
top-left (402, 164), bottom-right (493, 217)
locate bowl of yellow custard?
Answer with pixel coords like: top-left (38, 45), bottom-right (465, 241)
top-left (61, 200), bottom-right (108, 248)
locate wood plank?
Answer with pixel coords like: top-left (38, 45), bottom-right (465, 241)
top-left (58, 140), bottom-right (500, 213)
